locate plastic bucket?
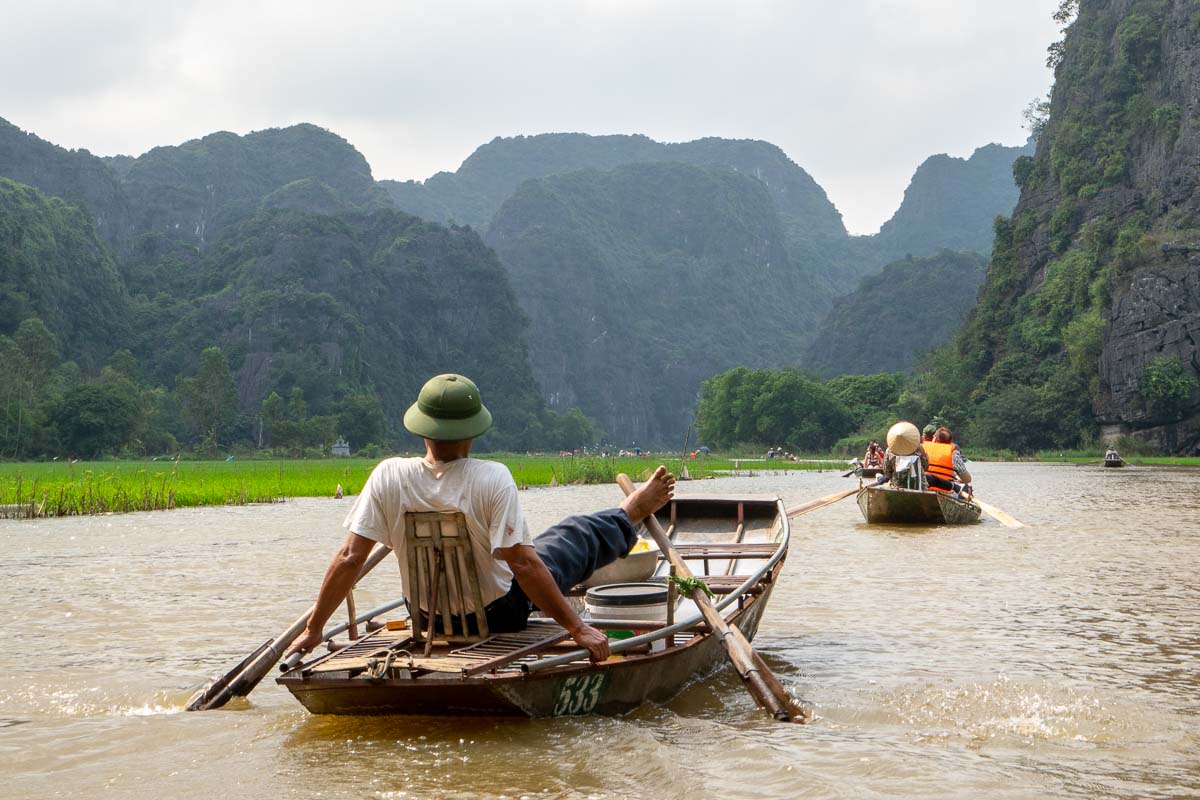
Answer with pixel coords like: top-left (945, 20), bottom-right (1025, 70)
top-left (584, 582), bottom-right (672, 622)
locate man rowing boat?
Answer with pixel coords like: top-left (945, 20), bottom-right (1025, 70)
top-left (285, 373), bottom-right (675, 664)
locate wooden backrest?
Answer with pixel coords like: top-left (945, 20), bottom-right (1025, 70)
top-left (403, 511), bottom-right (490, 642)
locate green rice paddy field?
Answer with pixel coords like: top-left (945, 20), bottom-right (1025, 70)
top-left (0, 455), bottom-right (839, 518)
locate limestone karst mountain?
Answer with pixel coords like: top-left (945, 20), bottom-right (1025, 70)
top-left (925, 0), bottom-right (1200, 452)
top-left (804, 250), bottom-right (988, 378)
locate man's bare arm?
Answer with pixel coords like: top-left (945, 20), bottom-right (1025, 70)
top-left (496, 543), bottom-right (610, 663)
top-left (285, 532), bottom-right (376, 657)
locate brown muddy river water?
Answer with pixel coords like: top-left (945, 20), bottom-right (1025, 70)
top-left (2, 463), bottom-right (1198, 799)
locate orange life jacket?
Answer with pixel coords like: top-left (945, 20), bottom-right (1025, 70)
top-left (923, 441), bottom-right (957, 492)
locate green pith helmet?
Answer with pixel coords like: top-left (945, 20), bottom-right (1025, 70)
top-left (922, 423), bottom-right (938, 439)
top-left (403, 374), bottom-right (493, 441)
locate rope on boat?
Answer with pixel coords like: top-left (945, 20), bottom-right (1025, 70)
top-left (365, 648), bottom-right (413, 680)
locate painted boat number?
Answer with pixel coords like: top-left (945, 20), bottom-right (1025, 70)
top-left (553, 673), bottom-right (607, 715)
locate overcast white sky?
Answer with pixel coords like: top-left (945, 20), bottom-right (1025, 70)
top-left (0, 1), bottom-right (1058, 234)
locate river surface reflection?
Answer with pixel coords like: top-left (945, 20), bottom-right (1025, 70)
top-left (1, 462), bottom-right (1198, 799)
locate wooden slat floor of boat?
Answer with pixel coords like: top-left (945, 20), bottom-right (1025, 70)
top-left (307, 628), bottom-right (413, 673)
top-left (672, 543), bottom-right (777, 559)
top-left (309, 622), bottom-right (570, 676)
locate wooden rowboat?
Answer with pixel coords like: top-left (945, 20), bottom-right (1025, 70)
top-left (856, 485), bottom-right (981, 525)
top-left (1103, 457), bottom-right (1126, 468)
top-left (277, 495), bottom-right (789, 717)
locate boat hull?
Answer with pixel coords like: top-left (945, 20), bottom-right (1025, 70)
top-left (281, 579), bottom-right (775, 717)
top-left (856, 485), bottom-right (981, 525)
top-left (1103, 459), bottom-right (1126, 468)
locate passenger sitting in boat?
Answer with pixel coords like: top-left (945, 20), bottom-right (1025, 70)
top-left (924, 427), bottom-right (972, 498)
top-left (862, 441), bottom-right (884, 468)
top-left (1105, 447), bottom-right (1120, 461)
top-left (285, 373), bottom-right (675, 665)
top-left (879, 421), bottom-right (927, 489)
top-left (922, 423), bottom-right (937, 443)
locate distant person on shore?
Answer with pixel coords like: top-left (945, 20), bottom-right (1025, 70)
top-left (879, 421), bottom-right (928, 489)
top-left (924, 426), bottom-right (972, 498)
top-left (285, 373), bottom-right (675, 665)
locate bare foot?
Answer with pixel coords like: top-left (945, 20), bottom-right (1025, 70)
top-left (621, 466), bottom-right (675, 523)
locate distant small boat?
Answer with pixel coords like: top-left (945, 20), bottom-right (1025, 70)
top-left (1103, 458), bottom-right (1126, 468)
top-left (856, 485), bottom-right (981, 525)
top-left (842, 459), bottom-right (883, 479)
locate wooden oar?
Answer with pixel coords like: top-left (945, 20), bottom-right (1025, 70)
top-left (785, 485), bottom-right (861, 517)
top-left (973, 497), bottom-right (1024, 528)
top-left (617, 474), bottom-right (807, 723)
top-left (187, 542), bottom-right (393, 711)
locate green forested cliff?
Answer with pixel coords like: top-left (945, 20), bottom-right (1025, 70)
top-left (804, 250), bottom-right (988, 377)
top-left (384, 131), bottom-right (1029, 294)
top-left (0, 118), bottom-right (129, 243)
top-left (121, 124), bottom-right (390, 249)
top-left (382, 133), bottom-right (845, 236)
top-left (870, 142), bottom-right (1035, 264)
top-left (487, 161), bottom-right (820, 445)
top-left (144, 207), bottom-right (546, 447)
top-left (0, 178), bottom-right (130, 368)
top-left (0, 112), bottom-right (1042, 455)
top-left (909, 0), bottom-right (1200, 453)
top-left (0, 121), bottom-right (555, 455)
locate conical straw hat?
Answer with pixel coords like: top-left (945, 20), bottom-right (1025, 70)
top-left (886, 421), bottom-right (921, 456)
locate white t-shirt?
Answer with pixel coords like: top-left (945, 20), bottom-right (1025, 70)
top-left (343, 457), bottom-right (532, 610)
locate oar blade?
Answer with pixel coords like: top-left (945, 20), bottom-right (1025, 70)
top-left (975, 498), bottom-right (1024, 528)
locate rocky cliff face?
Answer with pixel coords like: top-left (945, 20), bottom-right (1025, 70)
top-left (872, 141), bottom-right (1035, 263)
top-left (0, 118), bottom-right (129, 244)
top-left (121, 124), bottom-right (389, 249)
top-left (804, 250), bottom-right (988, 377)
top-left (382, 132), bottom-right (847, 236)
top-left (949, 0), bottom-right (1200, 452)
top-left (487, 161), bottom-right (818, 445)
top-left (1093, 1), bottom-right (1200, 449)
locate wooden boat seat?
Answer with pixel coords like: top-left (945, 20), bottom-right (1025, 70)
top-left (672, 543), bottom-right (777, 559)
top-left (404, 510), bottom-right (492, 654)
top-left (699, 576), bottom-right (768, 595)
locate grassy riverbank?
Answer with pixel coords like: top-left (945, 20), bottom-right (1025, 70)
top-left (0, 455), bottom-right (841, 518)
